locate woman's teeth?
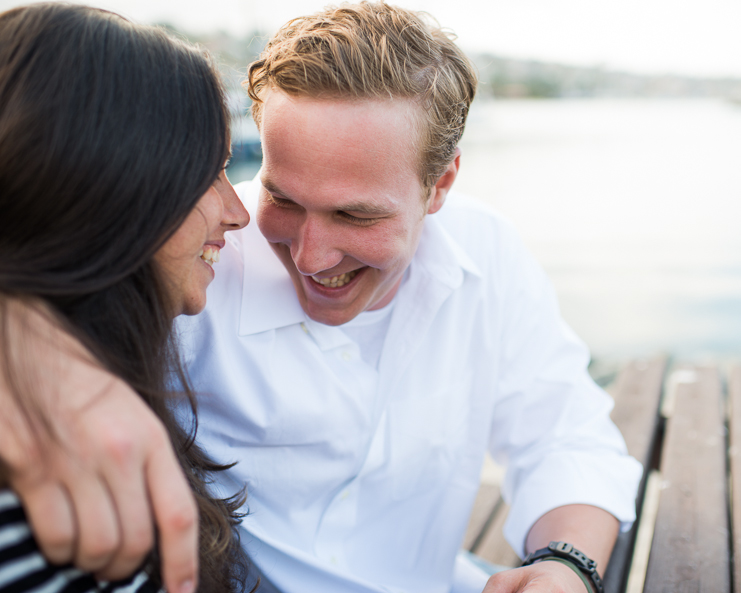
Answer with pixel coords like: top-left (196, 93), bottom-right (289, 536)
top-left (311, 270), bottom-right (358, 288)
top-left (199, 246), bottom-right (220, 267)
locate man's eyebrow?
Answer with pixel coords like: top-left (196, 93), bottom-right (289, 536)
top-left (262, 179), bottom-right (393, 216)
top-left (261, 179), bottom-right (290, 198)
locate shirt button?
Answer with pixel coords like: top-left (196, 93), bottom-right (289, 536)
top-left (300, 323), bottom-right (309, 334)
top-left (342, 351), bottom-right (352, 361)
top-left (340, 490), bottom-right (350, 500)
top-left (330, 556), bottom-right (338, 565)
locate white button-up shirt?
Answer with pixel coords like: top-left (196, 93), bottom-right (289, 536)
top-left (176, 179), bottom-right (642, 593)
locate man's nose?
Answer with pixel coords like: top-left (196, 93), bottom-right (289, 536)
top-left (290, 216), bottom-right (343, 276)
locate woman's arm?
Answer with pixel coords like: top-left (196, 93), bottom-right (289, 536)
top-left (0, 298), bottom-right (199, 593)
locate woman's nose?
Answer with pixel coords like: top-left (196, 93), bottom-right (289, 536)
top-left (220, 173), bottom-right (249, 229)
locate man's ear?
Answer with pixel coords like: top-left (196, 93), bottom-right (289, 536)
top-left (426, 147), bottom-right (461, 215)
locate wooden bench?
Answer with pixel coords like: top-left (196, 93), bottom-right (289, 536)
top-left (640, 364), bottom-right (735, 593)
top-left (463, 357), bottom-right (741, 592)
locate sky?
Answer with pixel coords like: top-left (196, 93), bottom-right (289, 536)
top-left (1, 0), bottom-right (740, 78)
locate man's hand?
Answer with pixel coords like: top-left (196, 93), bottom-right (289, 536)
top-left (483, 561), bottom-right (591, 593)
top-left (0, 300), bottom-right (198, 593)
top-left (482, 503), bottom-right (619, 593)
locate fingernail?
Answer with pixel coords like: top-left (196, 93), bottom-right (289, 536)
top-left (178, 579), bottom-right (195, 593)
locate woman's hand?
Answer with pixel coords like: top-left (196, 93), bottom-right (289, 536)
top-left (0, 300), bottom-right (199, 593)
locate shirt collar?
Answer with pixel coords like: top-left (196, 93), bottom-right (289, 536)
top-left (237, 179), bottom-right (482, 336)
top-left (415, 208), bottom-right (483, 288)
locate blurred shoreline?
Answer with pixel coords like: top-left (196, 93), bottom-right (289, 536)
top-left (228, 97), bottom-right (741, 361)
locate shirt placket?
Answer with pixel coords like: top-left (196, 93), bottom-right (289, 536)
top-left (302, 321), bottom-right (379, 569)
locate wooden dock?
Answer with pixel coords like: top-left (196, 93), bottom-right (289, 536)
top-left (465, 357), bottom-right (741, 593)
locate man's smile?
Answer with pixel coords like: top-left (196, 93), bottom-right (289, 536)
top-left (310, 270), bottom-right (360, 288)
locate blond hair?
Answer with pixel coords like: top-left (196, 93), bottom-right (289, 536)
top-left (247, 1), bottom-right (477, 190)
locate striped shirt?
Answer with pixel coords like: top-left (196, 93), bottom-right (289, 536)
top-left (0, 490), bottom-right (161, 593)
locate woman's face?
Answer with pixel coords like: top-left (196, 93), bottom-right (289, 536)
top-left (154, 170), bottom-right (249, 316)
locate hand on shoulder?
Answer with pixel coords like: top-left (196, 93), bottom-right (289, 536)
top-left (0, 299), bottom-right (198, 593)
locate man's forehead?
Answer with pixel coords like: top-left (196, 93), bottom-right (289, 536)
top-left (260, 88), bottom-right (423, 152)
top-left (258, 90), bottom-right (427, 208)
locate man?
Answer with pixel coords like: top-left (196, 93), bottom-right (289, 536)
top-left (1, 3), bottom-right (641, 593)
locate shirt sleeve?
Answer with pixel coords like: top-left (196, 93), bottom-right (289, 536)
top-left (487, 222), bottom-right (643, 558)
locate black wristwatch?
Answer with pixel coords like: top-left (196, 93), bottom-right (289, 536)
top-left (522, 541), bottom-right (604, 593)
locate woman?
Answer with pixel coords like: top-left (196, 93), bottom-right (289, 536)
top-left (0, 3), bottom-right (250, 591)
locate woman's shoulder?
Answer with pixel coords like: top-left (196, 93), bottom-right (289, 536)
top-left (0, 490), bottom-right (162, 593)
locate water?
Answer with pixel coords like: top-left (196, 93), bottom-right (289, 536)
top-left (227, 98), bottom-right (741, 360)
top-left (458, 98), bottom-right (741, 359)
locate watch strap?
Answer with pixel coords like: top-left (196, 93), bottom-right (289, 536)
top-left (540, 557), bottom-right (594, 593)
top-left (522, 541), bottom-right (604, 593)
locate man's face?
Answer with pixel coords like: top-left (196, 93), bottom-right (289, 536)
top-left (257, 89), bottom-right (457, 326)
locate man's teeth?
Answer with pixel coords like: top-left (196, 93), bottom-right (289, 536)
top-left (200, 246), bottom-right (220, 267)
top-left (311, 270), bottom-right (358, 288)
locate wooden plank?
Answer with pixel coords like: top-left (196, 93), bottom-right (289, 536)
top-left (624, 470), bottom-right (662, 593)
top-left (644, 366), bottom-right (730, 593)
top-left (609, 356), bottom-right (667, 464)
top-left (603, 356), bottom-right (666, 593)
top-left (727, 365), bottom-right (741, 593)
top-left (472, 502), bottom-right (521, 568)
top-left (463, 483), bottom-right (502, 551)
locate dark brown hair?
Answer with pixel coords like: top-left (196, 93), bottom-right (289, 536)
top-left (247, 1), bottom-right (477, 190)
top-left (0, 4), bottom-right (247, 590)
